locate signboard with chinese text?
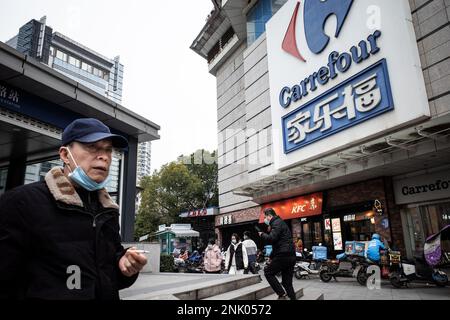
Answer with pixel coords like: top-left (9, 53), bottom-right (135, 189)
top-left (283, 59), bottom-right (393, 153)
top-left (259, 192), bottom-right (323, 223)
top-left (266, 0), bottom-right (429, 170)
top-left (179, 207), bottom-right (218, 218)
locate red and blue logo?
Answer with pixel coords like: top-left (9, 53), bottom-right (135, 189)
top-left (282, 0), bottom-right (354, 61)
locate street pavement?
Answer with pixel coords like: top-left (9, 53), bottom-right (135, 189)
top-left (120, 271), bottom-right (450, 300)
top-left (292, 274), bottom-right (450, 300)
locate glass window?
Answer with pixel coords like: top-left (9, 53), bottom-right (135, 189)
top-left (24, 159), bottom-right (63, 185)
top-left (56, 50), bottom-right (67, 62)
top-left (106, 150), bottom-right (123, 204)
top-left (68, 56), bottom-right (81, 68)
top-left (246, 0), bottom-right (288, 46)
top-left (81, 61), bottom-right (89, 71)
top-left (49, 46), bottom-right (55, 56)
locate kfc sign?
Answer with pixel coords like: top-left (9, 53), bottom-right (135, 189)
top-left (259, 192), bottom-right (323, 223)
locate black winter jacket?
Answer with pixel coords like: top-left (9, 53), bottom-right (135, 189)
top-left (261, 216), bottom-right (295, 258)
top-left (0, 167), bottom-right (138, 300)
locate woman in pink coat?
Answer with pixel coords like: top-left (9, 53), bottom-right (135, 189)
top-left (203, 239), bottom-right (223, 273)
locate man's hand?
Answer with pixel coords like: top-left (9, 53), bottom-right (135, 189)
top-left (119, 247), bottom-right (148, 277)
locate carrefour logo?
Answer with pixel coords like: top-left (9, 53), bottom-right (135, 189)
top-left (282, 0), bottom-right (354, 61)
top-left (279, 0), bottom-right (383, 110)
top-left (275, 0), bottom-right (395, 155)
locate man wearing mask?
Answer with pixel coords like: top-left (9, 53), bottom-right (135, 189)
top-left (0, 118), bottom-right (147, 299)
top-left (225, 234), bottom-right (248, 275)
top-left (258, 208), bottom-right (296, 300)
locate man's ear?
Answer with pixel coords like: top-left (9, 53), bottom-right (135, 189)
top-left (59, 147), bottom-right (70, 166)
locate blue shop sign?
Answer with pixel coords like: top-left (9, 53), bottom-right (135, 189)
top-left (282, 59), bottom-right (394, 154)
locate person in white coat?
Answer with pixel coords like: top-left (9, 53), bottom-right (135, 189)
top-left (225, 233), bottom-right (248, 275)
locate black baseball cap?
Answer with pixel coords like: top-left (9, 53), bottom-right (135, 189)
top-left (62, 118), bottom-right (128, 149)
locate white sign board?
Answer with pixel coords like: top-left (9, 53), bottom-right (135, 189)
top-left (266, 0), bottom-right (429, 171)
top-left (394, 169), bottom-right (450, 205)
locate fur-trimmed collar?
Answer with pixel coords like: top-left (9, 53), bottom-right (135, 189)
top-left (45, 166), bottom-right (119, 210)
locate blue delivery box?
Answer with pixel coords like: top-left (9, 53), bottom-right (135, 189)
top-left (345, 241), bottom-right (366, 257)
top-left (312, 246), bottom-right (327, 260)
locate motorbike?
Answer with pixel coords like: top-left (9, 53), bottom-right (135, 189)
top-left (355, 247), bottom-right (396, 286)
top-left (389, 224), bottom-right (449, 288)
top-left (294, 249), bottom-right (321, 279)
top-left (319, 252), bottom-right (368, 286)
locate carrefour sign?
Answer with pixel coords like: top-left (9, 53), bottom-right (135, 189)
top-left (267, 0), bottom-right (430, 170)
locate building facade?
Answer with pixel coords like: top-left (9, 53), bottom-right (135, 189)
top-left (137, 141), bottom-right (152, 185)
top-left (6, 16), bottom-right (124, 104)
top-left (192, 0), bottom-right (450, 256)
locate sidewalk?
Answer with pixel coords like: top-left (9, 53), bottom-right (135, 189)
top-left (293, 275), bottom-right (450, 300)
top-left (120, 272), bottom-right (450, 300)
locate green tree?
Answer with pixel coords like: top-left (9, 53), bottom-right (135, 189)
top-left (179, 149), bottom-right (218, 209)
top-left (134, 160), bottom-right (209, 240)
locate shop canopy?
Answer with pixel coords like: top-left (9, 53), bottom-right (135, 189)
top-left (154, 224), bottom-right (199, 238)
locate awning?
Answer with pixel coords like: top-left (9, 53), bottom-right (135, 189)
top-left (154, 229), bottom-right (200, 238)
top-left (172, 230), bottom-right (200, 237)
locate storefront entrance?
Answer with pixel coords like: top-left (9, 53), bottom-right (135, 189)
top-left (322, 201), bottom-right (377, 255)
top-left (403, 201), bottom-right (450, 258)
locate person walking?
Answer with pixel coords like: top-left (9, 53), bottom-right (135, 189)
top-left (203, 239), bottom-right (222, 274)
top-left (242, 231), bottom-right (258, 274)
top-left (225, 234), bottom-right (248, 275)
top-left (258, 208), bottom-right (297, 300)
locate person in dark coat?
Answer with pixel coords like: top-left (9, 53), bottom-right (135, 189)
top-left (258, 208), bottom-right (296, 300)
top-left (0, 118), bottom-right (147, 300)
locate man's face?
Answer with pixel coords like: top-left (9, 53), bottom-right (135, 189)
top-left (61, 139), bottom-right (113, 183)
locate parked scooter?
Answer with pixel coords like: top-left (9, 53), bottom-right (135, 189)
top-left (319, 253), bottom-right (368, 285)
top-left (389, 225), bottom-right (449, 288)
top-left (389, 253), bottom-right (448, 288)
top-left (294, 248), bottom-right (321, 279)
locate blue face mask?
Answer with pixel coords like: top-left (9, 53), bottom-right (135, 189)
top-left (264, 218), bottom-right (270, 226)
top-left (65, 147), bottom-right (110, 191)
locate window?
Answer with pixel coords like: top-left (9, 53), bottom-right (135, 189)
top-left (246, 0), bottom-right (288, 46)
top-left (68, 56), bottom-right (81, 68)
top-left (56, 49), bottom-right (67, 62)
top-left (49, 46), bottom-right (55, 56)
top-left (24, 159), bottom-right (63, 185)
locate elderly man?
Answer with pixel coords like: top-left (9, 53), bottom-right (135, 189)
top-left (0, 118), bottom-right (147, 300)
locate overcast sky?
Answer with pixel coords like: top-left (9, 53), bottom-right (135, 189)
top-left (0, 0), bottom-right (218, 172)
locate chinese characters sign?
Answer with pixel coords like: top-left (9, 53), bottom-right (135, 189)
top-left (259, 192), bottom-right (323, 223)
top-left (179, 207), bottom-right (218, 218)
top-left (282, 59), bottom-right (393, 153)
top-left (0, 83), bottom-right (20, 109)
top-left (219, 215), bottom-right (233, 225)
